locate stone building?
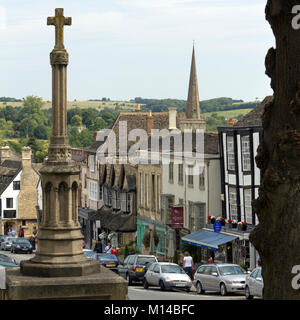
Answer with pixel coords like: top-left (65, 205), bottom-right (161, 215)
top-left (0, 146), bottom-right (40, 237)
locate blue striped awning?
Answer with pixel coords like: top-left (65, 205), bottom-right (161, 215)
top-left (182, 228), bottom-right (238, 251)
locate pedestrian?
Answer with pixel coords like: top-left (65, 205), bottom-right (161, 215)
top-left (11, 228), bottom-right (16, 237)
top-left (104, 242), bottom-right (112, 254)
top-left (111, 244), bottom-right (118, 257)
top-left (20, 227), bottom-right (24, 237)
top-left (7, 228), bottom-right (12, 236)
top-left (206, 256), bottom-right (214, 264)
top-left (94, 240), bottom-right (103, 253)
top-left (29, 235), bottom-right (36, 250)
top-left (183, 251), bottom-right (194, 279)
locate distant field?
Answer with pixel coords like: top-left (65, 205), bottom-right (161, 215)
top-left (0, 100), bottom-right (141, 111)
top-left (203, 108), bottom-right (253, 119)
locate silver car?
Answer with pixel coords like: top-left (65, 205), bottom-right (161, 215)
top-left (144, 262), bottom-right (192, 292)
top-left (193, 263), bottom-right (248, 296)
top-left (0, 236), bottom-right (16, 251)
top-left (245, 267), bottom-right (263, 299)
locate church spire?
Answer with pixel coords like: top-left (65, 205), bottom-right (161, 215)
top-left (186, 44), bottom-right (201, 119)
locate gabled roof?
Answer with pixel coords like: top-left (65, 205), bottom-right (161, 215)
top-left (234, 96), bottom-right (273, 127)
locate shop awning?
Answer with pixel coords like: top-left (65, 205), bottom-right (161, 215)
top-left (182, 228), bottom-right (238, 251)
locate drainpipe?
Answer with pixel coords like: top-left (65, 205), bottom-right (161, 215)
top-left (207, 159), bottom-right (210, 218)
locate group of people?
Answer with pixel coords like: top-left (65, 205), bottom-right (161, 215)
top-left (7, 226), bottom-right (25, 237)
top-left (93, 241), bottom-right (119, 257)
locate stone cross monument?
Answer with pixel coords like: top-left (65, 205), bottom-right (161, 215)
top-left (2, 9), bottom-right (126, 300)
top-left (21, 8), bottom-right (99, 277)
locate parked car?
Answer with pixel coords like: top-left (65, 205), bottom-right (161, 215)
top-left (83, 249), bottom-right (97, 260)
top-left (0, 236), bottom-right (16, 251)
top-left (118, 254), bottom-right (158, 285)
top-left (95, 253), bottom-right (119, 273)
top-left (144, 262), bottom-right (192, 292)
top-left (245, 267), bottom-right (263, 299)
top-left (11, 238), bottom-right (33, 254)
top-left (0, 254), bottom-right (19, 268)
top-left (193, 263), bottom-right (248, 296)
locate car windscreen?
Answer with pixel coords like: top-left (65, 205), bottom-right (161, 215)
top-left (5, 237), bottom-right (15, 242)
top-left (136, 257), bottom-right (157, 265)
top-left (84, 251), bottom-right (96, 258)
top-left (96, 254), bottom-right (118, 262)
top-left (15, 239), bottom-right (30, 245)
top-left (218, 266), bottom-right (246, 276)
top-left (161, 265), bottom-right (185, 274)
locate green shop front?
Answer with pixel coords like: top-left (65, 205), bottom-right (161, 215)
top-left (137, 216), bottom-right (166, 259)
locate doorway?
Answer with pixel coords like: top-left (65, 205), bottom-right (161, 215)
top-left (226, 242), bottom-right (233, 263)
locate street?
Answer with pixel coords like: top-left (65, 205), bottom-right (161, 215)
top-left (2, 251), bottom-right (246, 300)
top-left (127, 284), bottom-right (245, 300)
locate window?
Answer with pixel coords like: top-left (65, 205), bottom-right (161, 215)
top-left (241, 136), bottom-right (251, 171)
top-left (229, 187), bottom-right (238, 220)
top-left (140, 173), bottom-right (143, 207)
top-left (145, 174), bottom-right (149, 208)
top-left (188, 165), bottom-right (194, 187)
top-left (112, 190), bottom-right (117, 209)
top-left (84, 174), bottom-right (87, 188)
top-left (6, 198), bottom-right (13, 209)
top-left (120, 192), bottom-right (131, 213)
top-left (99, 184), bottom-right (103, 200)
top-left (227, 136), bottom-right (235, 171)
top-left (116, 191), bottom-right (120, 210)
top-left (244, 189), bottom-right (252, 224)
top-left (157, 175), bottom-right (161, 211)
top-left (199, 168), bottom-right (205, 189)
top-left (152, 174), bottom-right (155, 210)
top-left (178, 164), bottom-right (183, 184)
top-left (103, 187), bottom-right (108, 205)
top-left (13, 181), bottom-right (20, 190)
top-left (89, 155), bottom-right (95, 172)
top-left (127, 193), bottom-right (131, 212)
top-left (108, 189), bottom-right (112, 207)
top-left (169, 163), bottom-right (174, 183)
top-left (89, 181), bottom-right (99, 201)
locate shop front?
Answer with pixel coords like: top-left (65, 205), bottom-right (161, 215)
top-left (137, 216), bottom-right (167, 259)
top-left (182, 226), bottom-right (257, 269)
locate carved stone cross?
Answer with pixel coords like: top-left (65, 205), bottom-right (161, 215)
top-left (47, 8), bottom-right (72, 50)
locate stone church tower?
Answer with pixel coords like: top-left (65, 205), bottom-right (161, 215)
top-left (179, 45), bottom-right (206, 131)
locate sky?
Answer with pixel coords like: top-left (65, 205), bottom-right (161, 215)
top-left (0, 0), bottom-right (274, 102)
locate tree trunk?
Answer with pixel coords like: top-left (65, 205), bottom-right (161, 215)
top-left (250, 0), bottom-right (300, 299)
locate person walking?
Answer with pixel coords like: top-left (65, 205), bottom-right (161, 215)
top-left (104, 242), bottom-right (112, 254)
top-left (111, 244), bottom-right (118, 257)
top-left (20, 227), bottom-right (24, 237)
top-left (183, 251), bottom-right (194, 279)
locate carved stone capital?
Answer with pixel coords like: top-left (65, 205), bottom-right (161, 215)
top-left (50, 49), bottom-right (69, 65)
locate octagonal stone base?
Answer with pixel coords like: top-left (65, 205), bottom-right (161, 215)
top-left (2, 267), bottom-right (127, 300)
top-left (20, 259), bottom-right (100, 277)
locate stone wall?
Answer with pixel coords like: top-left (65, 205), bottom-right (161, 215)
top-left (17, 147), bottom-right (39, 236)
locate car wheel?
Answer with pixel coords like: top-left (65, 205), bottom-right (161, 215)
top-left (245, 286), bottom-right (253, 300)
top-left (126, 273), bottom-right (132, 286)
top-left (196, 281), bottom-right (205, 294)
top-left (159, 280), bottom-right (165, 291)
top-left (143, 279), bottom-right (149, 289)
top-left (220, 283), bottom-right (228, 296)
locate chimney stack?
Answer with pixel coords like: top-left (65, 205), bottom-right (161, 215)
top-left (0, 146), bottom-right (11, 164)
top-left (21, 146), bottom-right (32, 168)
top-left (168, 108), bottom-right (177, 130)
top-left (228, 118), bottom-right (235, 126)
top-left (147, 110), bottom-right (154, 135)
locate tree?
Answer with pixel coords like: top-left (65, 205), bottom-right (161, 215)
top-left (70, 114), bottom-right (82, 127)
top-left (250, 0), bottom-right (300, 299)
top-left (34, 125), bottom-right (50, 140)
